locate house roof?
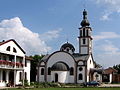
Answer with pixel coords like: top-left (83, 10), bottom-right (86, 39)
top-left (103, 67), bottom-right (118, 74)
top-left (0, 39), bottom-right (25, 54)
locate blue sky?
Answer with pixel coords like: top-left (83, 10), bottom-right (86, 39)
top-left (0, 0), bottom-right (120, 68)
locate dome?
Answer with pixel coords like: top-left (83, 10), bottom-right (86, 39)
top-left (51, 62), bottom-right (69, 71)
top-left (60, 42), bottom-right (75, 53)
top-left (80, 9), bottom-right (90, 27)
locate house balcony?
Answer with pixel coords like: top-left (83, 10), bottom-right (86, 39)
top-left (0, 60), bottom-right (24, 70)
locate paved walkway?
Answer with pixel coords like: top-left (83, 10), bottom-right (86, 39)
top-left (100, 84), bottom-right (120, 87)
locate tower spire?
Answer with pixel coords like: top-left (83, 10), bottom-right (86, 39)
top-left (81, 9), bottom-right (90, 27)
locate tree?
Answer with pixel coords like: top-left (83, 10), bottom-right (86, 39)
top-left (30, 55), bottom-right (44, 82)
top-left (113, 64), bottom-right (120, 74)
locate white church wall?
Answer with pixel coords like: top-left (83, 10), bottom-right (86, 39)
top-left (47, 52), bottom-right (75, 68)
top-left (81, 47), bottom-right (88, 54)
top-left (39, 67), bottom-right (45, 82)
top-left (87, 55), bottom-right (94, 82)
top-left (77, 66), bottom-right (85, 83)
top-left (51, 71), bottom-right (69, 83)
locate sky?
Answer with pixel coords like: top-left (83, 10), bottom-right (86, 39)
top-left (0, 0), bottom-right (120, 68)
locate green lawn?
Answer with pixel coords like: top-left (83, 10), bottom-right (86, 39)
top-left (7, 88), bottom-right (120, 90)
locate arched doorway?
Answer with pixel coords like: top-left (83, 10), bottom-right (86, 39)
top-left (55, 73), bottom-right (58, 82)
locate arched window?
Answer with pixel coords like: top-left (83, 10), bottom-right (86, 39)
top-left (48, 67), bottom-right (51, 75)
top-left (83, 28), bottom-right (85, 36)
top-left (79, 73), bottom-right (83, 80)
top-left (13, 47), bottom-right (17, 53)
top-left (83, 38), bottom-right (86, 44)
top-left (41, 68), bottom-right (44, 75)
top-left (70, 67), bottom-right (74, 75)
top-left (6, 46), bottom-right (10, 51)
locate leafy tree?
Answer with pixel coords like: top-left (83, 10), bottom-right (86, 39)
top-left (113, 64), bottom-right (120, 74)
top-left (30, 55), bottom-right (44, 82)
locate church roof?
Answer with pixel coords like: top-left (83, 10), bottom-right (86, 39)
top-left (51, 62), bottom-right (69, 71)
top-left (60, 42), bottom-right (75, 52)
top-left (40, 52), bottom-right (90, 63)
top-left (72, 53), bottom-right (90, 61)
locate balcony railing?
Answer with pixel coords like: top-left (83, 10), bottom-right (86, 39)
top-left (0, 60), bottom-right (24, 69)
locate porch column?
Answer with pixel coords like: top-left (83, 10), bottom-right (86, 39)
top-left (6, 70), bottom-right (9, 83)
top-left (14, 55), bottom-right (16, 68)
top-left (14, 70), bottom-right (16, 87)
top-left (0, 70), bottom-right (3, 82)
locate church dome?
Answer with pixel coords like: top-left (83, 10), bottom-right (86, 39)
top-left (60, 42), bottom-right (75, 53)
top-left (80, 9), bottom-right (90, 27)
top-left (51, 62), bottom-right (69, 71)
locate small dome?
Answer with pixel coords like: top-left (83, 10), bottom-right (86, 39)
top-left (60, 42), bottom-right (75, 52)
top-left (51, 62), bottom-right (69, 71)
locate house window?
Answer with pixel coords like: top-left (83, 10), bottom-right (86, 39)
top-left (13, 47), bottom-right (17, 53)
top-left (70, 67), bottom-right (74, 75)
top-left (3, 56), bottom-right (6, 61)
top-left (6, 46), bottom-right (10, 51)
top-left (25, 72), bottom-right (27, 80)
top-left (79, 74), bottom-right (83, 80)
top-left (3, 71), bottom-right (6, 81)
top-left (83, 39), bottom-right (86, 44)
top-left (41, 68), bottom-right (44, 75)
top-left (48, 67), bottom-right (51, 75)
top-left (19, 72), bottom-right (22, 81)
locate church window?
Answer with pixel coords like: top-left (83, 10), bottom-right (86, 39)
top-left (80, 30), bottom-right (82, 36)
top-left (48, 67), bottom-right (51, 75)
top-left (6, 46), bottom-right (10, 51)
top-left (41, 68), bottom-right (44, 75)
top-left (70, 67), bottom-right (74, 75)
top-left (87, 30), bottom-right (89, 36)
top-left (83, 28), bottom-right (85, 36)
top-left (83, 39), bottom-right (86, 44)
top-left (79, 73), bottom-right (83, 80)
top-left (79, 67), bottom-right (83, 71)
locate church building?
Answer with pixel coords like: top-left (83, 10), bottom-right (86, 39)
top-left (37, 9), bottom-right (102, 84)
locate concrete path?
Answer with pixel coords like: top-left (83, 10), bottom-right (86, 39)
top-left (100, 84), bottom-right (120, 87)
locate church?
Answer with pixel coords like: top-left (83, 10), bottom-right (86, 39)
top-left (37, 9), bottom-right (102, 84)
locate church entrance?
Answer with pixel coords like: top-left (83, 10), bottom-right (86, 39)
top-left (55, 73), bottom-right (58, 82)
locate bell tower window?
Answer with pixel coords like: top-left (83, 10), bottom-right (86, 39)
top-left (83, 28), bottom-right (85, 36)
top-left (83, 39), bottom-right (86, 44)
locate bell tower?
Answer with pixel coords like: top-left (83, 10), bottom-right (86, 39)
top-left (78, 9), bottom-right (92, 55)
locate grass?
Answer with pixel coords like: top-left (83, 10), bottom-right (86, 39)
top-left (7, 87), bottom-right (120, 90)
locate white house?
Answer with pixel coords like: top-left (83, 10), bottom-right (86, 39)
top-left (0, 39), bottom-right (31, 87)
top-left (37, 9), bottom-right (102, 84)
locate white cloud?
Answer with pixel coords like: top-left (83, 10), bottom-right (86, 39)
top-left (91, 0), bottom-right (120, 20)
top-left (0, 17), bottom-right (60, 55)
top-left (94, 32), bottom-right (120, 41)
top-left (40, 29), bottom-right (62, 41)
top-left (94, 40), bottom-right (120, 68)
